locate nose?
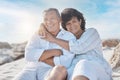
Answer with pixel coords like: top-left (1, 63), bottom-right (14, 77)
top-left (46, 20), bottom-right (51, 24)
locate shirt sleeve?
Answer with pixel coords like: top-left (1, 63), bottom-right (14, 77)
top-left (69, 28), bottom-right (102, 54)
top-left (25, 34), bottom-right (45, 62)
top-left (54, 49), bottom-right (75, 68)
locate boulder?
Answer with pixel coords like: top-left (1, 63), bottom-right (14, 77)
top-left (102, 39), bottom-right (120, 47)
top-left (0, 42), bottom-right (12, 49)
top-left (110, 43), bottom-right (120, 71)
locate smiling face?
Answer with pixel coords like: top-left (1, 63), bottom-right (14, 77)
top-left (43, 10), bottom-right (61, 36)
top-left (65, 17), bottom-right (83, 38)
top-left (61, 8), bottom-right (86, 38)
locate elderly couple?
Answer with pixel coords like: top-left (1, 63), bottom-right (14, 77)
top-left (14, 8), bottom-right (112, 80)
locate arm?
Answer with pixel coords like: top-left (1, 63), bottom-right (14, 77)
top-left (38, 23), bottom-right (70, 51)
top-left (25, 34), bottom-right (62, 62)
top-left (53, 49), bottom-right (75, 68)
top-left (38, 24), bottom-right (75, 67)
top-left (53, 38), bottom-right (69, 51)
top-left (39, 49), bottom-right (62, 61)
top-left (69, 28), bottom-right (102, 53)
top-left (43, 57), bottom-right (55, 66)
top-left (40, 28), bottom-right (101, 54)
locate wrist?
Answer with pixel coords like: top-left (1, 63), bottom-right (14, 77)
top-left (52, 37), bottom-right (57, 43)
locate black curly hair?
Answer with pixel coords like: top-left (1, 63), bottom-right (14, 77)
top-left (61, 8), bottom-right (86, 30)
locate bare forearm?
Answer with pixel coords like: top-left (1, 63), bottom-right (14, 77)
top-left (54, 38), bottom-right (70, 51)
top-left (39, 49), bottom-right (62, 61)
top-left (43, 57), bottom-right (55, 66)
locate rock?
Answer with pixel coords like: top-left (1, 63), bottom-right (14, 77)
top-left (0, 53), bottom-right (13, 65)
top-left (0, 42), bottom-right (26, 65)
top-left (110, 43), bottom-right (120, 71)
top-left (0, 42), bottom-right (12, 49)
top-left (11, 41), bottom-right (27, 52)
top-left (102, 39), bottom-right (120, 47)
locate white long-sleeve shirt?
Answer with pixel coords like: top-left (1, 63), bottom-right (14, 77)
top-left (69, 28), bottom-right (112, 76)
top-left (25, 29), bottom-right (76, 68)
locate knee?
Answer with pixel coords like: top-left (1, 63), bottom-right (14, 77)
top-left (73, 75), bottom-right (89, 80)
top-left (47, 65), bottom-right (67, 80)
top-left (53, 65), bottom-right (67, 75)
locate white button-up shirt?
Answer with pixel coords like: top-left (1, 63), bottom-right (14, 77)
top-left (69, 28), bottom-right (112, 76)
top-left (25, 29), bottom-right (76, 68)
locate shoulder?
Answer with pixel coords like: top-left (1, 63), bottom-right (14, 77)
top-left (61, 29), bottom-right (75, 36)
top-left (85, 28), bottom-right (97, 32)
top-left (86, 28), bottom-right (98, 33)
top-left (29, 33), bottom-right (41, 42)
top-left (84, 28), bottom-right (99, 35)
top-left (60, 29), bottom-right (76, 40)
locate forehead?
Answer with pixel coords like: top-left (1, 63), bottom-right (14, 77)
top-left (43, 10), bottom-right (58, 17)
top-left (67, 17), bottom-right (78, 23)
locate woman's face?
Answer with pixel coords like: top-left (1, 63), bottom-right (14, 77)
top-left (65, 17), bottom-right (83, 36)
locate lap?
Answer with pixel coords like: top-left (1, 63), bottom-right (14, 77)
top-left (13, 69), bottom-right (37, 80)
top-left (71, 60), bottom-right (111, 80)
top-left (13, 65), bottom-right (52, 80)
top-left (36, 66), bottom-right (52, 80)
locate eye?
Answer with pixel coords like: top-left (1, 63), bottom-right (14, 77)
top-left (66, 23), bottom-right (71, 26)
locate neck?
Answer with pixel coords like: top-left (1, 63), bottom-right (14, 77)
top-left (75, 30), bottom-right (84, 39)
top-left (52, 29), bottom-right (60, 37)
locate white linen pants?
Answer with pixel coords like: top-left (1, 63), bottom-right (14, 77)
top-left (13, 65), bottom-right (52, 80)
top-left (68, 60), bottom-right (112, 80)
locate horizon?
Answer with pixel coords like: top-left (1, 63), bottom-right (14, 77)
top-left (0, 0), bottom-right (120, 43)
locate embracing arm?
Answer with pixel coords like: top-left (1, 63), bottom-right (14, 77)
top-left (53, 38), bottom-right (69, 51)
top-left (69, 28), bottom-right (102, 53)
top-left (43, 57), bottom-right (55, 66)
top-left (25, 34), bottom-right (62, 62)
top-left (39, 49), bottom-right (62, 61)
top-left (42, 28), bottom-right (101, 54)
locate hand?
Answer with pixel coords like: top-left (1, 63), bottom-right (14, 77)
top-left (43, 57), bottom-right (55, 66)
top-left (38, 23), bottom-right (47, 38)
top-left (42, 31), bottom-right (56, 43)
top-left (53, 49), bottom-right (63, 56)
top-left (38, 23), bottom-right (56, 42)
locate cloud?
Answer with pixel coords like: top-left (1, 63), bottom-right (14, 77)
top-left (0, 1), bottom-right (42, 43)
top-left (86, 0), bottom-right (120, 39)
top-left (0, 0), bottom-right (120, 43)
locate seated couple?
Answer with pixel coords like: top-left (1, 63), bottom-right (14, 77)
top-left (13, 8), bottom-right (112, 80)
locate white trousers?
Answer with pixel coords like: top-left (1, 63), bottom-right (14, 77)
top-left (69, 60), bottom-right (112, 80)
top-left (13, 65), bottom-right (52, 80)
top-left (13, 60), bottom-right (112, 80)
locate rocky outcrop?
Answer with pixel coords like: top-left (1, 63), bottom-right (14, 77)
top-left (0, 42), bottom-right (27, 65)
top-left (102, 39), bottom-right (120, 47)
top-left (0, 42), bottom-right (12, 49)
top-left (110, 43), bottom-right (120, 71)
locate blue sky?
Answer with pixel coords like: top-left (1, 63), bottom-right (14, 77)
top-left (0, 0), bottom-right (120, 43)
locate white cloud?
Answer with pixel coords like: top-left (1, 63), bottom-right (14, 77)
top-left (0, 0), bottom-right (120, 43)
top-left (0, 3), bottom-right (42, 43)
top-left (106, 0), bottom-right (120, 7)
top-left (86, 0), bottom-right (120, 39)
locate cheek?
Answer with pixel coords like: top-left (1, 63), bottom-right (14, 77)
top-left (66, 26), bottom-right (70, 31)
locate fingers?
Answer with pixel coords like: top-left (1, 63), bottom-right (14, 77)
top-left (38, 23), bottom-right (47, 37)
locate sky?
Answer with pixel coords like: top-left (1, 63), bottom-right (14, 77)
top-left (0, 0), bottom-right (120, 43)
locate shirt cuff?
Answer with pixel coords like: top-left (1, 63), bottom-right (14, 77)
top-left (69, 40), bottom-right (75, 53)
top-left (54, 56), bottom-right (60, 65)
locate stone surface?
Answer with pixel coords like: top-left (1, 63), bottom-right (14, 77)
top-left (102, 39), bottom-right (120, 47)
top-left (0, 42), bottom-right (12, 49)
top-left (110, 43), bottom-right (120, 71)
